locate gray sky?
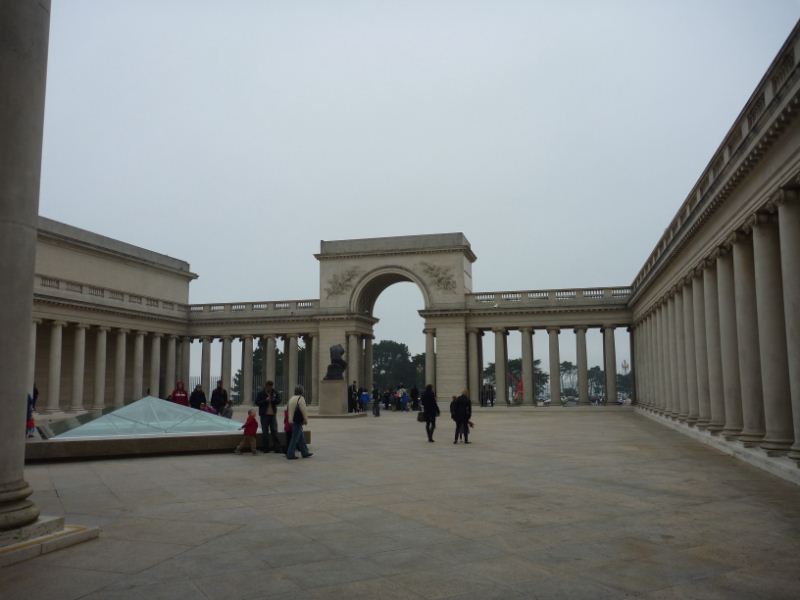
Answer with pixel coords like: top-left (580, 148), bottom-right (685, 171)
top-left (40, 0), bottom-right (799, 375)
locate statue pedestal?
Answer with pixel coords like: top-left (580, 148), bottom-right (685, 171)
top-left (319, 378), bottom-right (348, 415)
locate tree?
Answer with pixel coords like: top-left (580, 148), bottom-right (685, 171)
top-left (587, 365), bottom-right (604, 397)
top-left (483, 358), bottom-right (548, 394)
top-left (372, 340), bottom-right (422, 390)
top-left (560, 361), bottom-right (577, 393)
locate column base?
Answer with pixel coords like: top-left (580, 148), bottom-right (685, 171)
top-left (706, 422), bottom-right (724, 433)
top-left (760, 437), bottom-right (793, 454)
top-left (695, 418), bottom-right (710, 430)
top-left (788, 447), bottom-right (800, 463)
top-left (0, 480), bottom-right (39, 531)
top-left (738, 431), bottom-right (765, 447)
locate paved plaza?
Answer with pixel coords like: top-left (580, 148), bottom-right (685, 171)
top-left (3, 408), bottom-right (800, 599)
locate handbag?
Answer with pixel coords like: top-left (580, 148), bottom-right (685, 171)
top-left (417, 412), bottom-right (426, 423)
top-left (292, 397), bottom-right (305, 425)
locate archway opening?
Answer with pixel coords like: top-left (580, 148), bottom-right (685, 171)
top-left (369, 281), bottom-right (426, 403)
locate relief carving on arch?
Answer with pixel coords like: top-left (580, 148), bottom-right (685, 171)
top-left (325, 267), bottom-right (360, 298)
top-left (419, 261), bottom-right (456, 293)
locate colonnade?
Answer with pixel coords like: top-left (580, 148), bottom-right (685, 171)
top-left (457, 325), bottom-right (624, 404)
top-left (634, 192), bottom-right (800, 459)
top-left (31, 325), bottom-right (322, 411)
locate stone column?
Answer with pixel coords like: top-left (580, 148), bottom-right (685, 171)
top-left (732, 231), bottom-right (765, 445)
top-left (347, 332), bottom-right (361, 388)
top-left (752, 212), bottom-right (793, 452)
top-left (28, 320), bottom-right (39, 398)
top-left (264, 335), bottom-right (276, 384)
top-left (602, 326), bottom-right (616, 404)
top-left (69, 324), bottom-right (88, 412)
top-left (692, 269), bottom-right (711, 428)
top-left (493, 329), bottom-right (507, 405)
top-left (716, 247), bottom-right (743, 438)
top-left (674, 289), bottom-right (689, 421)
top-left (628, 327), bottom-right (636, 405)
top-left (363, 335), bottom-right (373, 391)
top-left (703, 260), bottom-right (725, 433)
top-left (575, 327), bottom-right (589, 405)
top-left (777, 192), bottom-right (800, 460)
top-left (467, 329), bottom-right (481, 403)
top-left (132, 331), bottom-right (145, 400)
top-left (424, 328), bottom-right (436, 387)
top-left (656, 305), bottom-right (666, 413)
top-left (242, 335), bottom-right (254, 406)
top-left (149, 333), bottom-right (162, 398)
top-left (520, 327), bottom-right (534, 405)
top-left (92, 327), bottom-right (108, 411)
top-left (304, 336), bottom-right (315, 401)
top-left (287, 334), bottom-right (299, 393)
top-left (113, 329), bottom-right (127, 408)
top-left (179, 337), bottom-right (191, 386)
top-left (201, 336), bottom-right (211, 395)
top-left (0, 0), bottom-right (50, 532)
top-left (47, 321), bottom-right (65, 412)
top-left (311, 334), bottom-right (320, 405)
top-left (667, 295), bottom-right (680, 418)
top-left (682, 279), bottom-right (699, 424)
top-left (548, 328), bottom-right (561, 405)
top-left (221, 336), bottom-right (232, 393)
top-left (165, 335), bottom-right (177, 395)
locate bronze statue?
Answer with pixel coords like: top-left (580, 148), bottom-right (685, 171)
top-left (324, 343), bottom-right (348, 380)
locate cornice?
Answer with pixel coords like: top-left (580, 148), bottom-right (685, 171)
top-left (315, 245), bottom-right (478, 264)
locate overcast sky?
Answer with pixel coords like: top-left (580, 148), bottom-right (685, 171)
top-left (39, 1), bottom-right (799, 376)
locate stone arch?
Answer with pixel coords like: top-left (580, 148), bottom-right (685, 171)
top-left (348, 265), bottom-right (433, 316)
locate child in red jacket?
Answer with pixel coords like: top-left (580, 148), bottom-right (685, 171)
top-left (234, 408), bottom-right (260, 455)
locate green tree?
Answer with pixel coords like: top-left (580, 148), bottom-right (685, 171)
top-left (587, 365), bottom-right (604, 397)
top-left (372, 340), bottom-right (422, 390)
top-left (560, 361), bottom-right (577, 394)
top-left (482, 359), bottom-right (548, 394)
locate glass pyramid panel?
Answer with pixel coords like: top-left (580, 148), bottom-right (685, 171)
top-left (54, 396), bottom-right (244, 439)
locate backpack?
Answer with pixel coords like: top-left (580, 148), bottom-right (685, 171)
top-left (292, 397), bottom-right (305, 425)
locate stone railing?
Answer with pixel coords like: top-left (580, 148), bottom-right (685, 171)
top-left (34, 274), bottom-right (189, 316)
top-left (632, 27), bottom-right (800, 294)
top-left (467, 286), bottom-right (631, 309)
top-left (187, 299), bottom-right (320, 320)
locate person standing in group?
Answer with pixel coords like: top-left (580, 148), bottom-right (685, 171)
top-left (348, 380), bottom-right (358, 413)
top-left (372, 387), bottom-right (381, 417)
top-left (189, 384), bottom-right (206, 409)
top-left (453, 390), bottom-right (472, 444)
top-left (286, 385), bottom-right (313, 459)
top-left (410, 385), bottom-right (419, 411)
top-left (256, 380), bottom-right (281, 453)
top-left (421, 384), bottom-right (440, 442)
top-left (171, 381), bottom-right (189, 407)
top-left (210, 380), bottom-right (228, 415)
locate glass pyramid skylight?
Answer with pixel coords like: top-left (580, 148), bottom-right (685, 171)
top-left (54, 396), bottom-right (244, 439)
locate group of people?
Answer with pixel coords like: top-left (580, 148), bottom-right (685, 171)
top-left (168, 380), bottom-right (233, 418)
top-left (235, 380), bottom-right (312, 460)
top-left (419, 385), bottom-right (473, 443)
top-left (347, 382), bottom-right (425, 416)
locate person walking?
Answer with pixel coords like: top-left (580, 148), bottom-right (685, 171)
top-left (453, 389), bottom-right (472, 444)
top-left (234, 409), bottom-right (260, 455)
top-left (286, 385), bottom-right (313, 459)
top-left (255, 380), bottom-right (281, 453)
top-left (421, 384), bottom-right (440, 442)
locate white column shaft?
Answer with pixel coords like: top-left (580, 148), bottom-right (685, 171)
top-left (165, 335), bottom-right (177, 394)
top-left (716, 250), bottom-right (743, 436)
top-left (425, 329), bottom-right (436, 387)
top-left (242, 336), bottom-right (254, 405)
top-left (682, 281), bottom-right (699, 423)
top-left (92, 328), bottom-right (108, 410)
top-left (149, 334), bottom-right (161, 398)
top-left (778, 197), bottom-right (800, 458)
top-left (703, 263), bottom-right (726, 432)
top-left (47, 322), bottom-right (64, 412)
top-left (494, 330), bottom-right (507, 405)
top-left (114, 330), bottom-right (127, 407)
top-left (521, 329), bottom-right (534, 405)
top-left (548, 329), bottom-right (561, 404)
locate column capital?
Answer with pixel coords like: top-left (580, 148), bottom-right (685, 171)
top-left (135, 330), bottom-right (147, 337)
top-left (491, 327), bottom-right (507, 335)
top-left (422, 328), bottom-right (436, 335)
top-left (51, 320), bottom-right (67, 328)
top-left (573, 326), bottom-right (587, 334)
top-left (519, 326), bottom-right (533, 334)
top-left (150, 332), bottom-right (163, 339)
top-left (774, 187), bottom-right (799, 207)
top-left (546, 327), bottom-right (560, 334)
top-left (165, 333), bottom-right (178, 340)
top-left (96, 325), bottom-right (111, 332)
top-left (116, 328), bottom-right (130, 335)
top-left (220, 335), bottom-right (233, 342)
top-left (600, 325), bottom-right (616, 332)
top-left (73, 323), bottom-right (90, 330)
top-left (241, 334), bottom-right (254, 342)
top-left (32, 318), bottom-right (42, 325)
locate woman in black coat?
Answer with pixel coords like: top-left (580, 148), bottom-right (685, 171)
top-left (420, 384), bottom-right (440, 442)
top-left (452, 390), bottom-right (472, 444)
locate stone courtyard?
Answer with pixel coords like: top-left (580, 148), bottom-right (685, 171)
top-left (2, 409), bottom-right (799, 599)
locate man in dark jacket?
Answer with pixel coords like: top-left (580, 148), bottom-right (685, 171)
top-left (255, 380), bottom-right (281, 452)
top-left (421, 384), bottom-right (440, 443)
top-left (210, 380), bottom-right (228, 415)
top-left (453, 390), bottom-right (472, 444)
top-left (189, 384), bottom-right (206, 409)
